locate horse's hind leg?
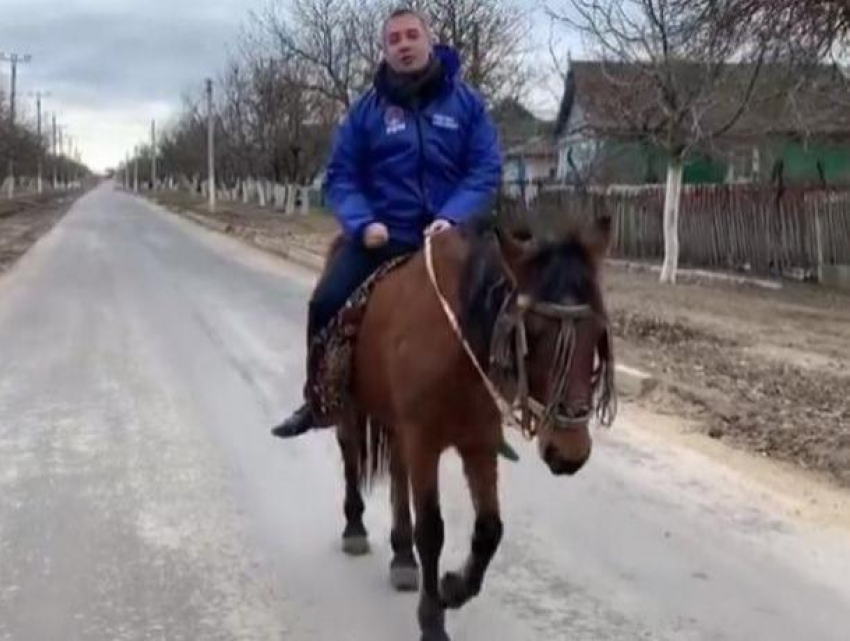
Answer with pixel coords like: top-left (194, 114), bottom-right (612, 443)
top-left (439, 448), bottom-right (503, 611)
top-left (389, 438), bottom-right (418, 592)
top-left (337, 416), bottom-right (369, 556)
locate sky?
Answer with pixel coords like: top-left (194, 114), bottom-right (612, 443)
top-left (0, 0), bottom-right (581, 173)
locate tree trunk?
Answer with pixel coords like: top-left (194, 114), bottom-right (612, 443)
top-left (660, 157), bottom-right (685, 284)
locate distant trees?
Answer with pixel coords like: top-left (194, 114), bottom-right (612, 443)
top-left (0, 94), bottom-right (88, 190)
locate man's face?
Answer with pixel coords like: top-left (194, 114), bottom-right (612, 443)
top-left (383, 13), bottom-right (432, 74)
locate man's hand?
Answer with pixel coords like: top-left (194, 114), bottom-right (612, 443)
top-left (363, 222), bottom-right (389, 248)
top-left (425, 218), bottom-right (453, 237)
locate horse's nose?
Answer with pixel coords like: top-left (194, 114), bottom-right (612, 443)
top-left (544, 444), bottom-right (587, 476)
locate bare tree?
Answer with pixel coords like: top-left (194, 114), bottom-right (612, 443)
top-left (217, 61), bottom-right (256, 181)
top-left (734, 0), bottom-right (849, 61)
top-left (158, 91), bottom-right (208, 187)
top-left (411, 0), bottom-right (531, 100)
top-left (1, 95), bottom-right (89, 189)
top-left (255, 0), bottom-right (531, 108)
top-left (253, 0), bottom-right (371, 110)
top-left (550, 0), bottom-right (773, 283)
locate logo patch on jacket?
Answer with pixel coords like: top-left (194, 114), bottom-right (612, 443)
top-left (385, 106), bottom-right (406, 134)
top-left (432, 114), bottom-right (459, 130)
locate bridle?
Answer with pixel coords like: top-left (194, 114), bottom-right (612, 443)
top-left (424, 233), bottom-right (616, 440)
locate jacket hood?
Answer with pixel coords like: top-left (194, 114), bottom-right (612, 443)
top-left (433, 44), bottom-right (461, 81)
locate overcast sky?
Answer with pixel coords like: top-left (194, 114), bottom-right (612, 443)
top-left (1, 0), bottom-right (577, 173)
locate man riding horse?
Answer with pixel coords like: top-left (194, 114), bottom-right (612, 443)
top-left (271, 7), bottom-right (503, 440)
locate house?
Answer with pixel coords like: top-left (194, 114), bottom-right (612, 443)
top-left (554, 60), bottom-right (850, 186)
top-left (489, 98), bottom-right (557, 199)
top-left (502, 136), bottom-right (557, 202)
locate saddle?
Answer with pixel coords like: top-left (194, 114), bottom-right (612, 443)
top-left (305, 253), bottom-right (414, 426)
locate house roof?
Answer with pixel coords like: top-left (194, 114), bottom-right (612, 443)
top-left (554, 60), bottom-right (850, 141)
top-left (504, 135), bottom-right (556, 160)
top-left (490, 98), bottom-right (556, 148)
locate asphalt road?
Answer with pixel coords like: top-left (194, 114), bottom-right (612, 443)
top-left (1, 183), bottom-right (849, 640)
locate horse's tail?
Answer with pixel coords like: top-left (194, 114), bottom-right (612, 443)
top-left (357, 415), bottom-right (393, 493)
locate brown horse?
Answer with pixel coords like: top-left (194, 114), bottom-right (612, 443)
top-left (331, 213), bottom-right (616, 641)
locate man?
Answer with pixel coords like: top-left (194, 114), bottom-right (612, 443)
top-left (271, 7), bottom-right (502, 439)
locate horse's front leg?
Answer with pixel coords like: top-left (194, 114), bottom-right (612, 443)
top-left (439, 448), bottom-right (503, 610)
top-left (337, 415), bottom-right (369, 556)
top-left (409, 441), bottom-right (449, 641)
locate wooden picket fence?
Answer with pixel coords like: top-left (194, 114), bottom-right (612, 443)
top-left (498, 184), bottom-right (850, 279)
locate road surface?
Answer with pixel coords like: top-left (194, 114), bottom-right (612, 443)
top-left (1, 183), bottom-right (849, 640)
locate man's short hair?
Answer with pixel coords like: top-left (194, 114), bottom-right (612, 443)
top-left (382, 7), bottom-right (430, 41)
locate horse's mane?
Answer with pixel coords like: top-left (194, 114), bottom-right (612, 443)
top-left (457, 216), bottom-right (513, 363)
top-left (457, 214), bottom-right (598, 362)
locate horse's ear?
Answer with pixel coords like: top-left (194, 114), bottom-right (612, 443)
top-left (583, 214), bottom-right (613, 263)
top-left (494, 225), bottom-right (534, 273)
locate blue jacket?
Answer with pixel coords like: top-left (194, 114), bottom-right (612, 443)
top-left (324, 45), bottom-right (502, 248)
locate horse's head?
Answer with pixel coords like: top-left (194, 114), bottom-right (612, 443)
top-left (495, 215), bottom-right (616, 476)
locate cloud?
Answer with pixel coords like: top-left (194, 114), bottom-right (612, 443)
top-left (0, 0), bottom-right (251, 171)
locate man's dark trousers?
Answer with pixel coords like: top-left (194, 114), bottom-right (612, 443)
top-left (307, 237), bottom-right (417, 345)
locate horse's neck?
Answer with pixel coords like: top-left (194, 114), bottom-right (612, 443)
top-left (451, 232), bottom-right (513, 366)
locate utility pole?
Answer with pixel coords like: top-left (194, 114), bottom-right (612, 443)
top-left (29, 91), bottom-right (50, 194)
top-left (51, 114), bottom-right (58, 189)
top-left (133, 146), bottom-right (139, 193)
top-left (67, 136), bottom-right (74, 187)
top-left (58, 127), bottom-right (64, 189)
top-left (1, 52), bottom-right (32, 198)
top-left (206, 78), bottom-right (216, 213)
top-left (150, 119), bottom-right (157, 190)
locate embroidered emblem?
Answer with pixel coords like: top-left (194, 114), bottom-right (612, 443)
top-left (433, 113), bottom-right (459, 130)
top-left (385, 106), bottom-right (406, 134)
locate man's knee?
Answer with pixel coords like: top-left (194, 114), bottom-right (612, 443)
top-left (309, 284), bottom-right (346, 329)
top-left (308, 240), bottom-right (375, 330)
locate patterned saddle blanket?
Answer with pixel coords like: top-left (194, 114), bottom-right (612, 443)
top-left (306, 253), bottom-right (414, 425)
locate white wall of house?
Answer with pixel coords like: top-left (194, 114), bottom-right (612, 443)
top-left (504, 156), bottom-right (557, 183)
top-left (555, 103), bottom-right (601, 181)
top-left (556, 135), bottom-right (603, 181)
top-left (503, 155), bottom-right (557, 202)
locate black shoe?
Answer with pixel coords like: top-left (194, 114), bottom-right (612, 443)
top-left (498, 438), bottom-right (520, 462)
top-left (271, 403), bottom-right (316, 439)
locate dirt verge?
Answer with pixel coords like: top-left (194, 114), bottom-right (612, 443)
top-left (148, 190), bottom-right (850, 488)
top-left (0, 189), bottom-right (91, 274)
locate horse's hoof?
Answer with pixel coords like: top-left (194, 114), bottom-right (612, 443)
top-left (439, 571), bottom-right (469, 610)
top-left (389, 562), bottom-right (419, 592)
top-left (341, 534), bottom-right (370, 556)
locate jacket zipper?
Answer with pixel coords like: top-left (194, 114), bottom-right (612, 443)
top-left (413, 106), bottom-right (428, 216)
